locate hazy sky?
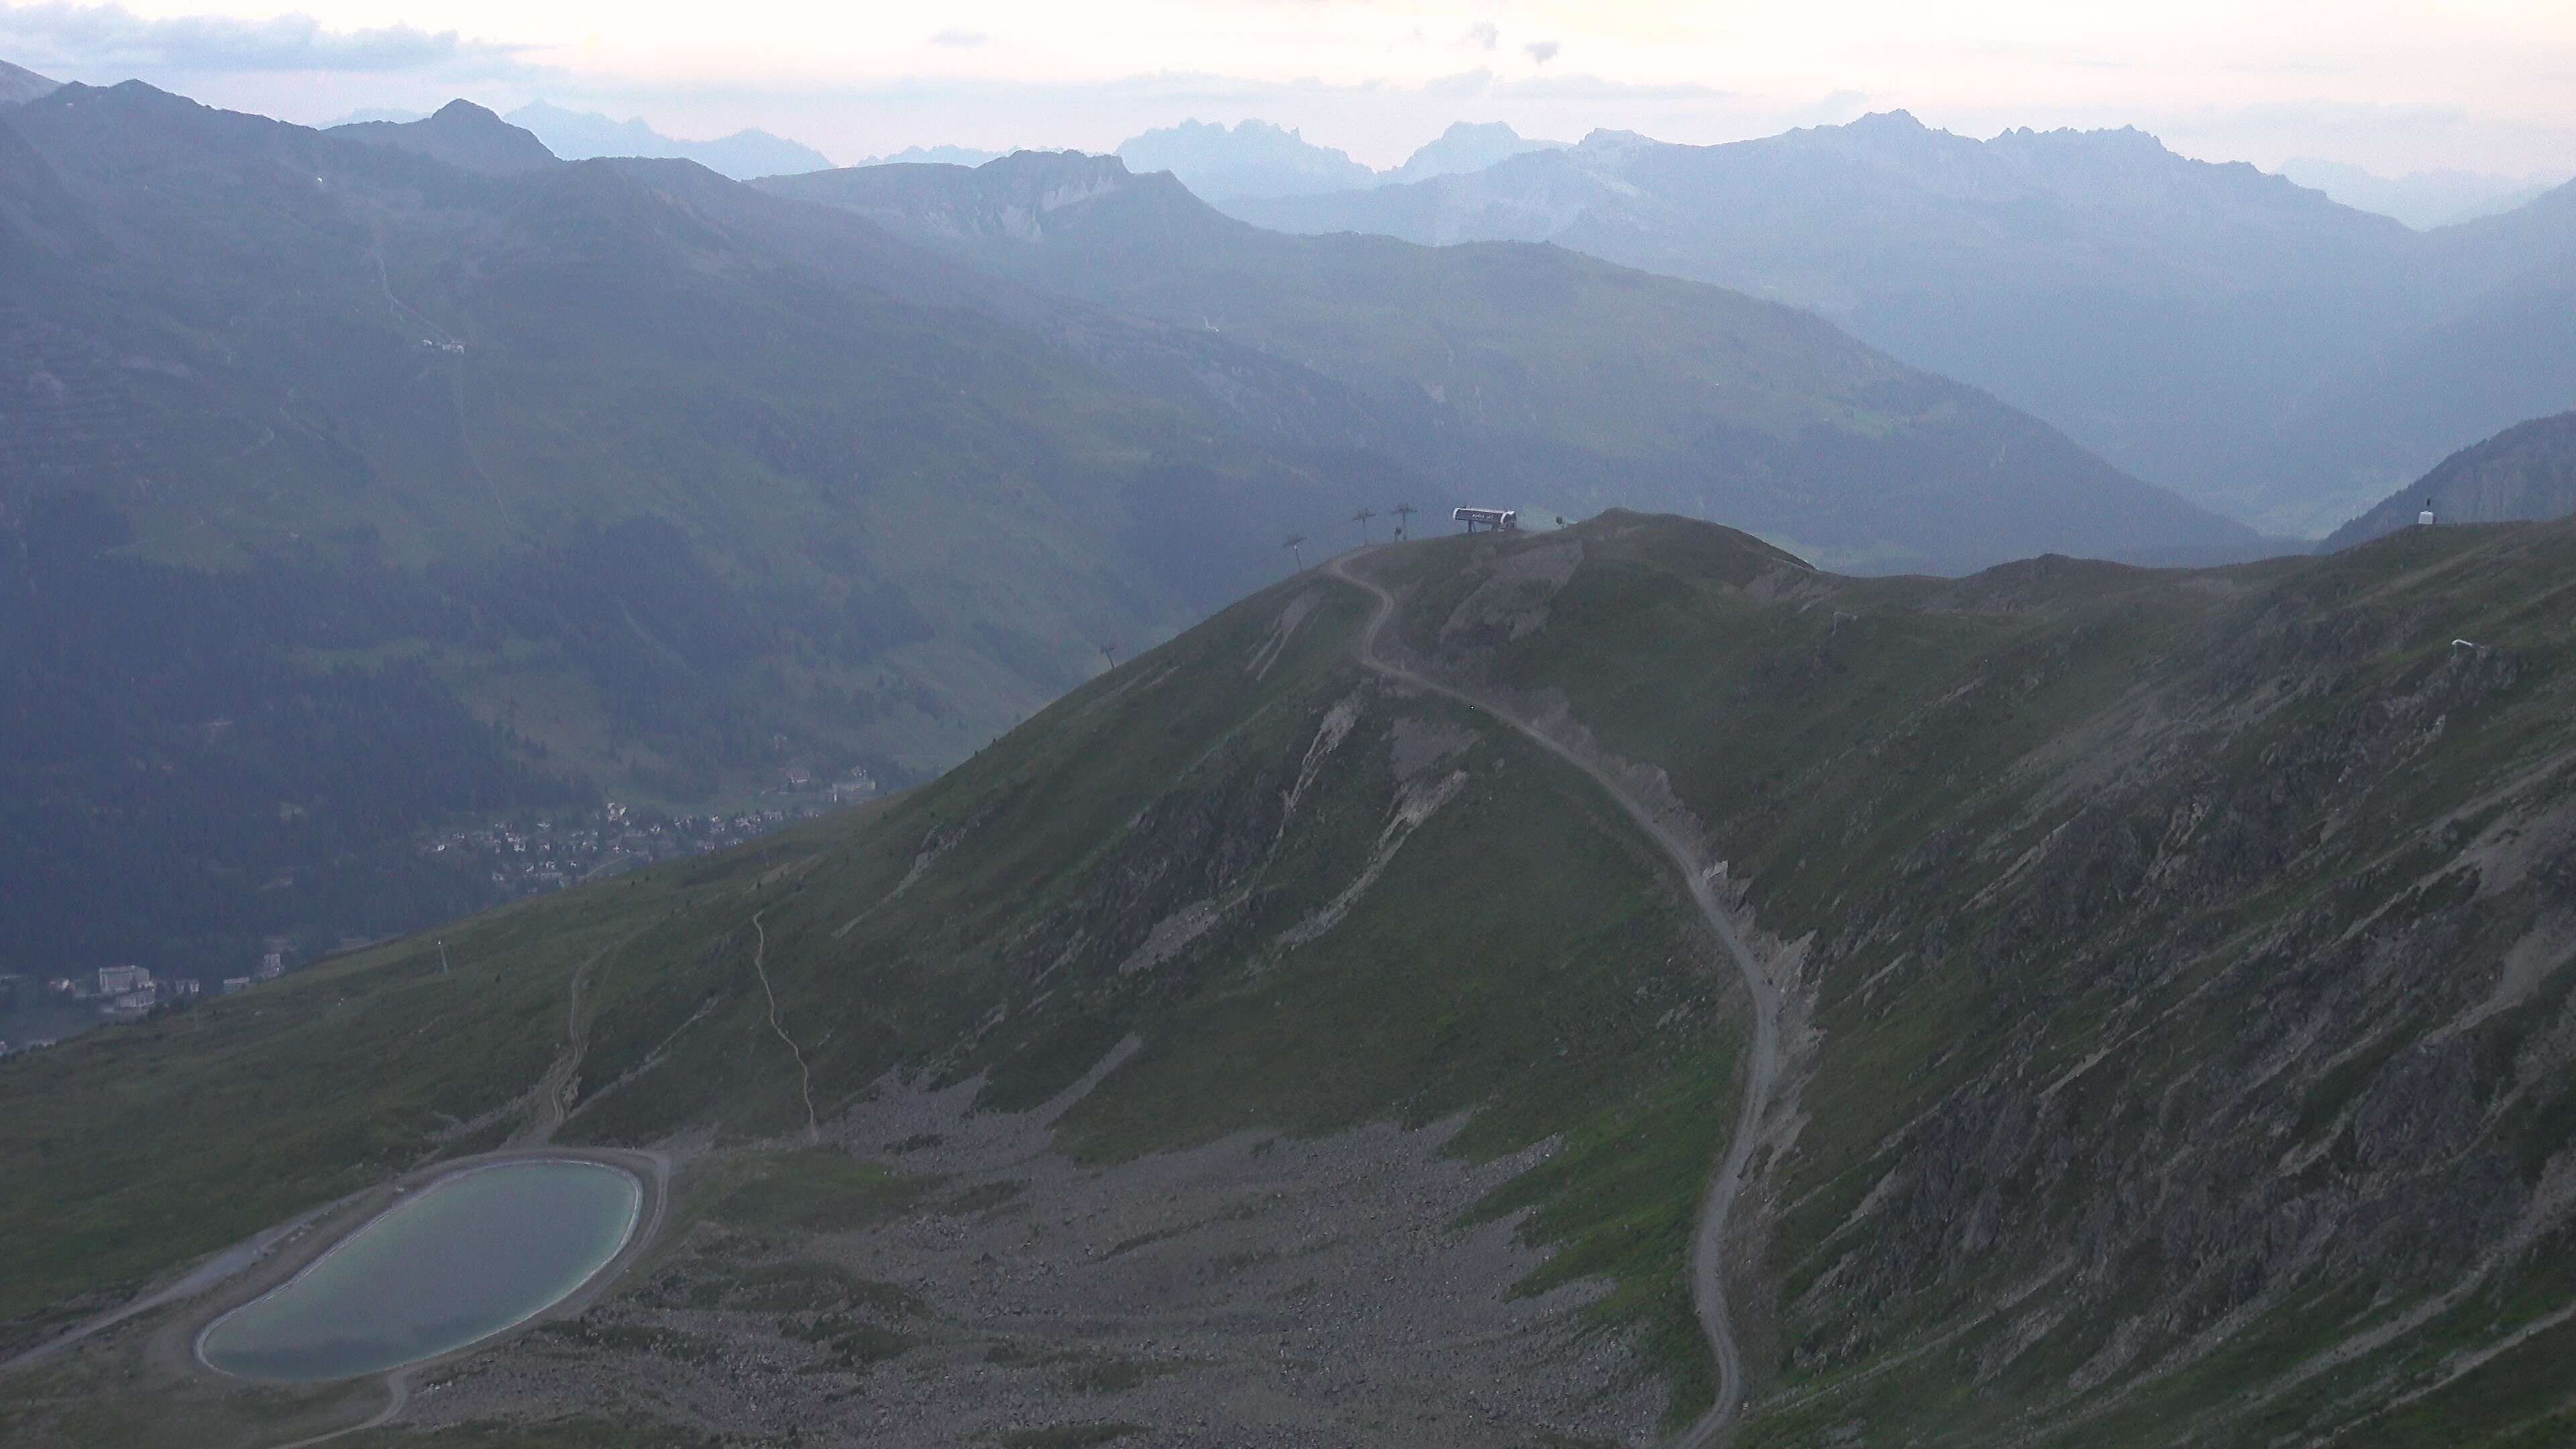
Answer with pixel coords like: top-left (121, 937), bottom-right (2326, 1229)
top-left (3, 0), bottom-right (2573, 176)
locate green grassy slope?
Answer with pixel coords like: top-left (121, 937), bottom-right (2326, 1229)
top-left (9, 513), bottom-right (2576, 1445)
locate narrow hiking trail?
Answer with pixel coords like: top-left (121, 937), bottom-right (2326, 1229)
top-left (749, 910), bottom-right (820, 1144)
top-left (1326, 551), bottom-right (1782, 1448)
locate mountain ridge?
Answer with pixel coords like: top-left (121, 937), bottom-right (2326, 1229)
top-left (1114, 117), bottom-right (1375, 201)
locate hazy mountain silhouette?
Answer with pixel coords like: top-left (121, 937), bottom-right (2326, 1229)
top-left (1387, 120), bottom-right (1566, 182)
top-left (505, 100), bottom-right (833, 179)
top-left (853, 143), bottom-right (1004, 168)
top-left (1114, 118), bottom-right (1375, 201)
top-left (766, 148), bottom-right (2268, 574)
top-left (1237, 112), bottom-right (2576, 539)
top-left (2281, 156), bottom-right (2563, 229)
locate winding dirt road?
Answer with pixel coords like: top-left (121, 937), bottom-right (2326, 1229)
top-left (1326, 551), bottom-right (1782, 1448)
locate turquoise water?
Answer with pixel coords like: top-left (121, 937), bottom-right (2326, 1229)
top-left (200, 1160), bottom-right (641, 1381)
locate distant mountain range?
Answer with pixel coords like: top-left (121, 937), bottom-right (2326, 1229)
top-left (1114, 118), bottom-right (1375, 201)
top-left (763, 148), bottom-right (2262, 574)
top-left (851, 143), bottom-right (1004, 168)
top-left (2326, 410), bottom-right (2576, 549)
top-left (327, 99), bottom-right (835, 179)
top-left (1231, 112), bottom-right (2576, 539)
top-left (1103, 117), bottom-right (1564, 201)
top-left (504, 101), bottom-right (833, 179)
top-left (2280, 156), bottom-right (2565, 230)
top-left (839, 120), bottom-right (1564, 197)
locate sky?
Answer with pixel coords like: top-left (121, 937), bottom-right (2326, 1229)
top-left (2, 0), bottom-right (2573, 178)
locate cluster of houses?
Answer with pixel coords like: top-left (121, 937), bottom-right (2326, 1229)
top-left (414, 769), bottom-right (881, 903)
top-left (44, 962), bottom-right (219, 1020)
top-left (3, 769), bottom-right (890, 1060)
top-left (3, 939), bottom-right (302, 1058)
top-left (3, 945), bottom-right (299, 1058)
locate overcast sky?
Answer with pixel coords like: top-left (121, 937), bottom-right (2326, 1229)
top-left (3, 0), bottom-right (2572, 176)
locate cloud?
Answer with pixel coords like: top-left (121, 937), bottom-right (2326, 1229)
top-left (1463, 21), bottom-right (1497, 52)
top-left (1524, 40), bottom-right (1559, 66)
top-left (0, 1), bottom-right (528, 76)
top-left (1495, 72), bottom-right (1727, 101)
top-left (931, 28), bottom-right (987, 48)
top-left (1424, 66), bottom-right (1493, 97)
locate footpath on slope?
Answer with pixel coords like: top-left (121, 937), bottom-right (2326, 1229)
top-left (748, 909), bottom-right (821, 1144)
top-left (1326, 550), bottom-right (1782, 1449)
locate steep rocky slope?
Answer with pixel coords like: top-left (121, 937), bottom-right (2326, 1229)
top-left (7, 513), bottom-right (2576, 1447)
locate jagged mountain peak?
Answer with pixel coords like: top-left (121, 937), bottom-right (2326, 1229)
top-left (1389, 120), bottom-right (1568, 182)
top-left (1114, 115), bottom-right (1376, 201)
top-left (1848, 107), bottom-right (1931, 131)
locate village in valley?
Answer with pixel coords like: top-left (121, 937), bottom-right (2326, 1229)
top-left (417, 764), bottom-right (881, 897)
top-left (0, 766), bottom-right (880, 1060)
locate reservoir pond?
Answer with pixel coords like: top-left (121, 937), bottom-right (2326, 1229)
top-left (199, 1159), bottom-right (641, 1381)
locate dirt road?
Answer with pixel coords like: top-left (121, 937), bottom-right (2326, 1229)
top-left (1326, 551), bottom-right (1780, 1448)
